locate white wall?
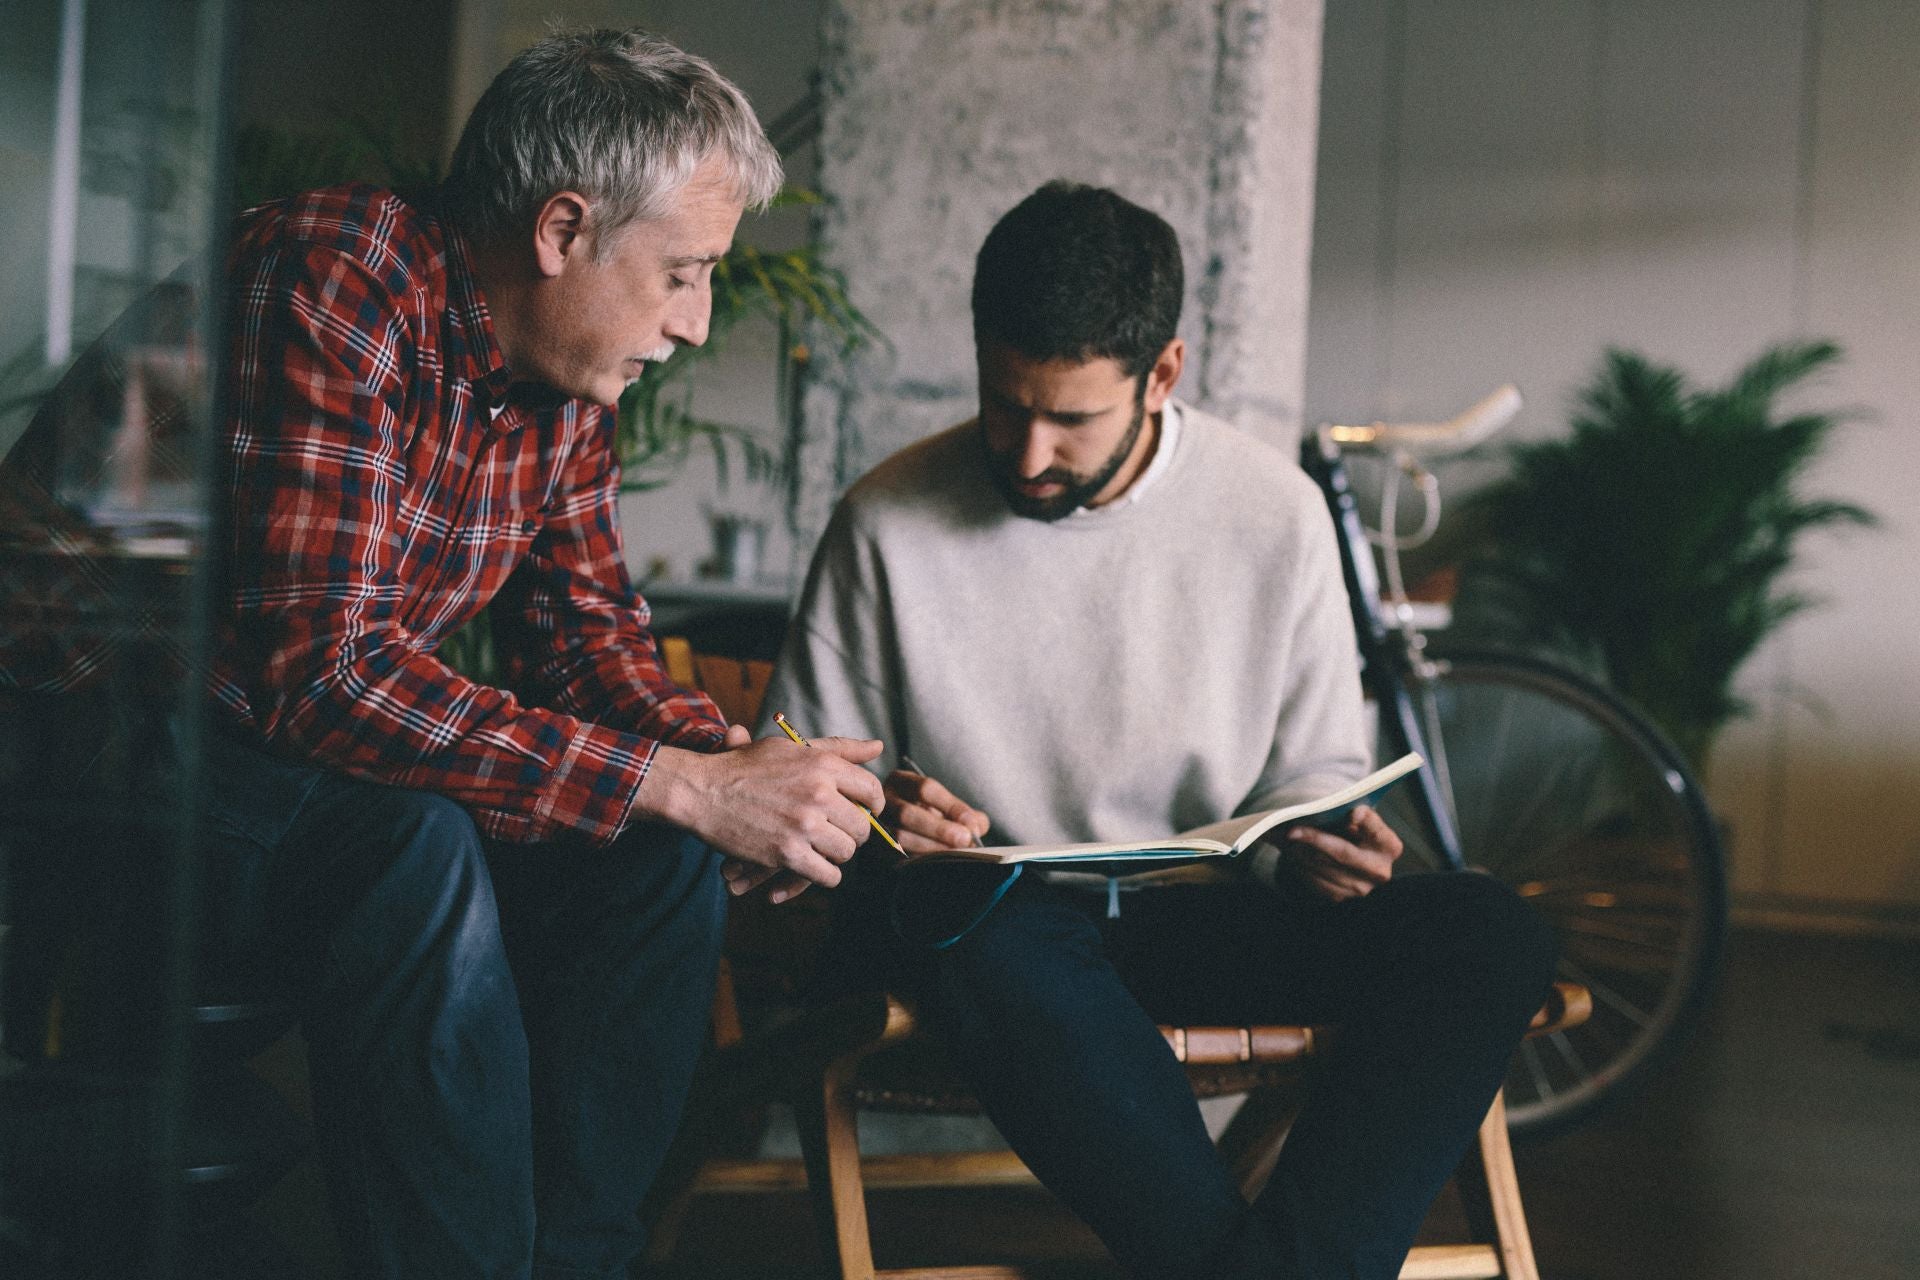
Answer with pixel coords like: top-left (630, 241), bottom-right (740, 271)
top-left (1307, 0), bottom-right (1920, 922)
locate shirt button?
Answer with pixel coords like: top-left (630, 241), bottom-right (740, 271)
top-left (521, 519), bottom-right (539, 534)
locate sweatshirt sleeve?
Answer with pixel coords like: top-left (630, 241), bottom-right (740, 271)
top-left (1237, 487), bottom-right (1374, 886)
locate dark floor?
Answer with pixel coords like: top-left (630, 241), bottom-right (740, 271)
top-left (241, 927), bottom-right (1920, 1279)
top-left (1508, 929), bottom-right (1920, 1280)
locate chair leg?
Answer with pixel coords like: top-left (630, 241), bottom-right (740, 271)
top-left (1214, 1083), bottom-right (1302, 1201)
top-left (792, 1058), bottom-right (878, 1280)
top-left (1456, 1092), bottom-right (1539, 1280)
top-left (643, 1184), bottom-right (697, 1268)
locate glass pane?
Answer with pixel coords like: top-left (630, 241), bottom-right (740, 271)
top-left (1, 2), bottom-right (232, 1275)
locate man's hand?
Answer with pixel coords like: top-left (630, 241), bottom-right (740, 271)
top-left (641, 723), bottom-right (886, 904)
top-left (712, 725), bottom-right (805, 903)
top-left (883, 766), bottom-right (990, 854)
top-left (1274, 805), bottom-right (1402, 902)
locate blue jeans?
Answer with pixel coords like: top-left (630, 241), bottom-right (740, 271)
top-left (195, 730), bottom-right (726, 1280)
top-left (831, 867), bottom-right (1557, 1279)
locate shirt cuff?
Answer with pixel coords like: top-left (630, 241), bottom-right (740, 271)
top-left (529, 720), bottom-right (657, 848)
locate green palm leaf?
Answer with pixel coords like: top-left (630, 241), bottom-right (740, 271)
top-left (1454, 341), bottom-right (1874, 771)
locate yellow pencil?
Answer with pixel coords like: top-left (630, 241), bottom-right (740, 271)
top-left (772, 713), bottom-right (907, 855)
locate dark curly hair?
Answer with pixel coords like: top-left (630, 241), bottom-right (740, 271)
top-left (971, 181), bottom-right (1184, 378)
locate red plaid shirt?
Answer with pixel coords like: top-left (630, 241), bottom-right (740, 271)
top-left (210, 184), bottom-right (724, 846)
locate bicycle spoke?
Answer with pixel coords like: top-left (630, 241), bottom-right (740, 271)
top-left (1556, 955), bottom-right (1655, 1030)
top-left (1482, 824), bottom-right (1625, 880)
top-left (1554, 914), bottom-right (1686, 954)
top-left (1380, 653), bottom-right (1725, 1134)
top-left (1517, 876), bottom-right (1684, 906)
top-left (1545, 1029), bottom-right (1592, 1081)
top-left (1516, 1035), bottom-right (1554, 1104)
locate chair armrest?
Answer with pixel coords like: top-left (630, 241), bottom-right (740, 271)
top-left (692, 990), bottom-right (920, 1111)
top-left (1527, 981), bottom-right (1592, 1035)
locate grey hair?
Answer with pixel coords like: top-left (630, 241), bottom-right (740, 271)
top-left (443, 28), bottom-right (782, 251)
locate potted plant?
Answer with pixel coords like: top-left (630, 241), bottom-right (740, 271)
top-left (614, 189), bottom-right (877, 589)
top-left (1448, 341), bottom-right (1875, 773)
top-left (616, 188), bottom-right (876, 495)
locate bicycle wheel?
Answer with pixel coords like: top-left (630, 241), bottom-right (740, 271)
top-left (1375, 647), bottom-right (1726, 1136)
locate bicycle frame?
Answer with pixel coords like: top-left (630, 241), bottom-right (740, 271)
top-left (1299, 427), bottom-right (1468, 871)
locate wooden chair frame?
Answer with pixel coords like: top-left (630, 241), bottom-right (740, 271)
top-left (651, 638), bottom-right (1593, 1279)
top-left (653, 981), bottom-right (1589, 1280)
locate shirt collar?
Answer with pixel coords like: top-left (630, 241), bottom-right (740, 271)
top-left (440, 220), bottom-right (515, 420)
top-left (1066, 398), bottom-right (1184, 519)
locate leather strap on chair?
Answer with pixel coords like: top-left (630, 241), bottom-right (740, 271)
top-left (1161, 981), bottom-right (1588, 1068)
top-left (1163, 1024), bottom-right (1318, 1065)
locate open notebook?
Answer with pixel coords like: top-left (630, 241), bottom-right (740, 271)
top-left (907, 752), bottom-right (1423, 868)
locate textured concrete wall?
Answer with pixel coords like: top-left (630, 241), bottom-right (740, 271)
top-left (796, 0), bottom-right (1325, 552)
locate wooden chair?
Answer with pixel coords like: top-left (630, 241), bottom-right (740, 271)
top-left (651, 637), bottom-right (1593, 1280)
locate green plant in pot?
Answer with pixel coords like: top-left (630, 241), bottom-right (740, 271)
top-left (616, 188), bottom-right (876, 496)
top-left (1449, 341), bottom-right (1875, 773)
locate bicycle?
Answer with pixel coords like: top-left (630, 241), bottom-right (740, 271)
top-left (1301, 389), bottom-right (1727, 1137)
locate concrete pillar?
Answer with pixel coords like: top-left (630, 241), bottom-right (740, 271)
top-left (794, 0), bottom-right (1325, 553)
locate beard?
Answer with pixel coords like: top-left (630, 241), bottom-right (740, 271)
top-left (984, 395), bottom-right (1148, 522)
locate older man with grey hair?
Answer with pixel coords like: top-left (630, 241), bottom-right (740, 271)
top-left (195, 29), bottom-right (887, 1279)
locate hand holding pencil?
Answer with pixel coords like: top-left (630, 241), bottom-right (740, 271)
top-left (885, 753), bottom-right (992, 855)
top-left (774, 714), bottom-right (905, 855)
top-left (662, 717), bottom-right (885, 904)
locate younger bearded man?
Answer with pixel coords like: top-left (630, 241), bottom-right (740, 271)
top-left (757, 182), bottom-right (1558, 1279)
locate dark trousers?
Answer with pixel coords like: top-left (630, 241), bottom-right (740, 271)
top-left (195, 731), bottom-right (726, 1280)
top-left (839, 868), bottom-right (1557, 1280)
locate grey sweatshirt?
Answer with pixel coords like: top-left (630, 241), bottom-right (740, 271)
top-left (760, 401), bottom-right (1371, 880)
